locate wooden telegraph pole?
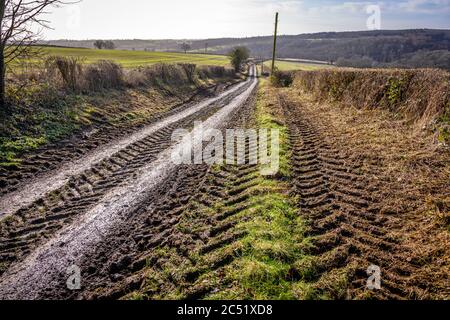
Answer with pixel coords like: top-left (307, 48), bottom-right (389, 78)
top-left (271, 12), bottom-right (279, 74)
top-left (261, 56), bottom-right (264, 75)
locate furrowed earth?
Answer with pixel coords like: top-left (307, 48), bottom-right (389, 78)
top-left (0, 65), bottom-right (448, 300)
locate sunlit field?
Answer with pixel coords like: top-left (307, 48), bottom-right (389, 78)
top-left (23, 46), bottom-right (230, 68)
top-left (264, 60), bottom-right (333, 71)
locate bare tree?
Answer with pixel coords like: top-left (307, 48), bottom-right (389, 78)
top-left (0, 0), bottom-right (72, 109)
top-left (180, 42), bottom-right (191, 54)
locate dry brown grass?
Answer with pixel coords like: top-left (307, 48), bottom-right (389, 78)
top-left (122, 63), bottom-right (235, 89)
top-left (83, 60), bottom-right (124, 91)
top-left (293, 68), bottom-right (450, 144)
top-left (21, 57), bottom-right (235, 94)
top-left (281, 83), bottom-right (450, 298)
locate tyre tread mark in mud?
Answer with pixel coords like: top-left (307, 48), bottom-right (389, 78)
top-left (70, 87), bottom-right (258, 300)
top-left (0, 82), bottom-right (239, 196)
top-left (0, 81), bottom-right (254, 278)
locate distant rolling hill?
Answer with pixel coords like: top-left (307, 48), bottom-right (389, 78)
top-left (44, 29), bottom-right (450, 70)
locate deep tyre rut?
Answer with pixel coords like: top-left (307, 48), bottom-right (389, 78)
top-left (71, 86), bottom-right (259, 300)
top-left (0, 82), bottom-right (237, 197)
top-left (280, 93), bottom-right (447, 300)
top-left (0, 68), bottom-right (258, 300)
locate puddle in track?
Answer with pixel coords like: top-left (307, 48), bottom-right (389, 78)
top-left (0, 80), bottom-right (250, 218)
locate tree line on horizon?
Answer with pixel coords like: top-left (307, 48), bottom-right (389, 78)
top-left (93, 40), bottom-right (116, 50)
top-left (48, 29), bottom-right (450, 70)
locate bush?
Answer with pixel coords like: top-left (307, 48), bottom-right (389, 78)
top-left (145, 63), bottom-right (190, 86)
top-left (228, 47), bottom-right (250, 72)
top-left (270, 69), bottom-right (294, 87)
top-left (44, 57), bottom-right (124, 92)
top-left (45, 56), bottom-right (83, 91)
top-left (179, 63), bottom-right (197, 82)
top-left (123, 64), bottom-right (235, 88)
top-left (198, 65), bottom-right (235, 79)
top-left (82, 60), bottom-right (124, 91)
top-left (94, 40), bottom-right (116, 50)
top-left (123, 64), bottom-right (189, 88)
top-left (18, 56), bottom-right (237, 94)
top-left (292, 68), bottom-right (450, 128)
top-left (124, 68), bottom-right (149, 87)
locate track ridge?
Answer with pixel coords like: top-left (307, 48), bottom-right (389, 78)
top-left (0, 79), bottom-right (254, 281)
top-left (0, 80), bottom-right (249, 218)
top-left (0, 67), bottom-right (258, 300)
top-left (0, 82), bottom-right (237, 197)
top-left (279, 93), bottom-right (438, 299)
top-left (75, 86), bottom-right (259, 300)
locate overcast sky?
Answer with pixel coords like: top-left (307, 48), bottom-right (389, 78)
top-left (43, 0), bottom-right (450, 40)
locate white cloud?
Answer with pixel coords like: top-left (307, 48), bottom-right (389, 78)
top-left (307, 1), bottom-right (373, 14)
top-left (395, 0), bottom-right (450, 13)
top-left (305, 0), bottom-right (450, 15)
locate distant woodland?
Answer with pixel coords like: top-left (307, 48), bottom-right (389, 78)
top-left (45, 29), bottom-right (450, 70)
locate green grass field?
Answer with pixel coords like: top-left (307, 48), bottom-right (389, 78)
top-left (264, 60), bottom-right (333, 71)
top-left (29, 46), bottom-right (230, 68)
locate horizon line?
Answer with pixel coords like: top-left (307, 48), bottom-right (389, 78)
top-left (41, 28), bottom-right (450, 42)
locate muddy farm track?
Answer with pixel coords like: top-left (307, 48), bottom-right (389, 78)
top-left (0, 67), bottom-right (257, 299)
top-left (0, 67), bottom-right (448, 300)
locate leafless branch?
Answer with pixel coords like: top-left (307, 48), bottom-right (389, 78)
top-left (1, 0), bottom-right (78, 63)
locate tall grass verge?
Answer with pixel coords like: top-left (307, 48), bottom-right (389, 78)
top-left (206, 80), bottom-right (316, 300)
top-left (1, 57), bottom-right (236, 167)
top-left (293, 68), bottom-right (450, 144)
